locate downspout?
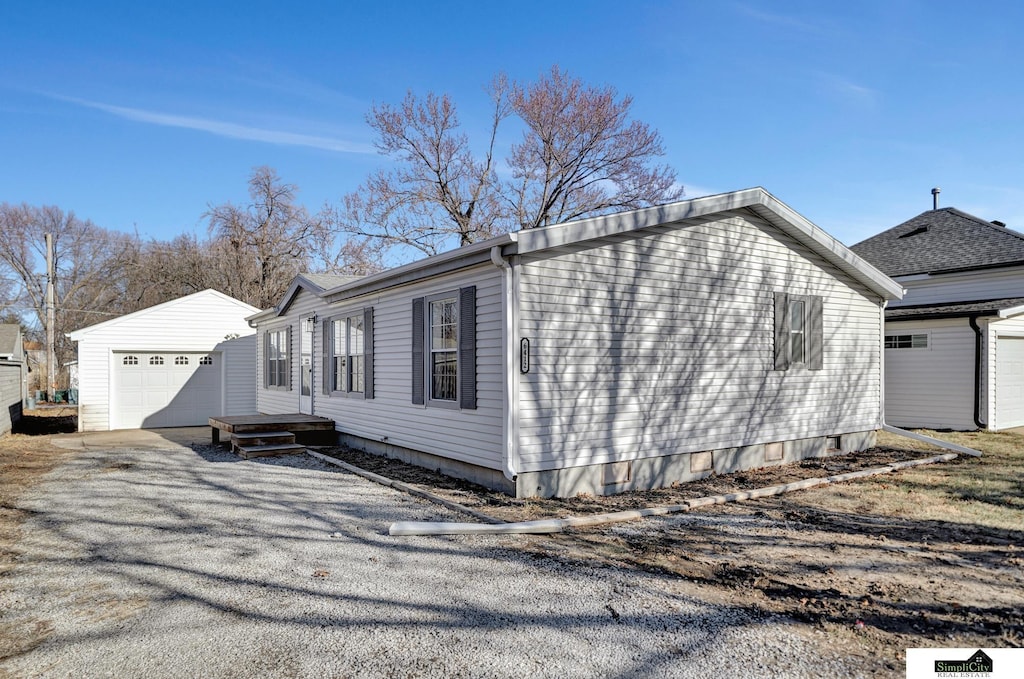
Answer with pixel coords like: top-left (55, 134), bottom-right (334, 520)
top-left (878, 300), bottom-right (887, 430)
top-left (968, 314), bottom-right (986, 429)
top-left (490, 246), bottom-right (520, 483)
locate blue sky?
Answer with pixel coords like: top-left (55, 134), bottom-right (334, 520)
top-left (2, 0), bottom-right (1022, 252)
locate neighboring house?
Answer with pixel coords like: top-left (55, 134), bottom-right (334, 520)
top-left (0, 324), bottom-right (27, 435)
top-left (851, 204), bottom-right (1024, 430)
top-left (68, 290), bottom-right (260, 431)
top-left (249, 188), bottom-right (903, 498)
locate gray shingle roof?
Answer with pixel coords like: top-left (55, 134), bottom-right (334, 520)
top-left (886, 297), bottom-right (1024, 321)
top-left (300, 273), bottom-right (365, 291)
top-left (0, 324), bottom-right (21, 357)
top-left (849, 207), bottom-right (1024, 277)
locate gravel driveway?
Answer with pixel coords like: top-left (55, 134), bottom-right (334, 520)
top-left (2, 439), bottom-right (865, 678)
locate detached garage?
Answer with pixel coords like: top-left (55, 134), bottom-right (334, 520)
top-left (68, 290), bottom-right (259, 431)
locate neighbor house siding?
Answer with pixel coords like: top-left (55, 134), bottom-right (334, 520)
top-left (883, 318), bottom-right (977, 431)
top-left (893, 265), bottom-right (1024, 307)
top-left (72, 292), bottom-right (257, 431)
top-left (516, 213), bottom-right (882, 473)
top-left (0, 361), bottom-right (22, 436)
top-left (985, 315), bottom-right (1024, 430)
top-left (313, 264), bottom-right (506, 471)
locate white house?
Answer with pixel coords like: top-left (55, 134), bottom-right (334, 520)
top-left (851, 203), bottom-right (1024, 430)
top-left (68, 289), bottom-right (259, 431)
top-left (248, 188), bottom-right (903, 497)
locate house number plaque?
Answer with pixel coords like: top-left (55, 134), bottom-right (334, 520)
top-left (520, 337), bottom-right (530, 373)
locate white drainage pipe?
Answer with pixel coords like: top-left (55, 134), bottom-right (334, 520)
top-left (389, 453), bottom-right (959, 536)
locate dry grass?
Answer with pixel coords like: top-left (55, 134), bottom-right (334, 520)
top-left (802, 429), bottom-right (1024, 532)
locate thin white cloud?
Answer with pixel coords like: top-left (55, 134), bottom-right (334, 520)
top-left (49, 94), bottom-right (375, 154)
top-left (733, 3), bottom-right (830, 35)
top-left (816, 73), bottom-right (879, 107)
top-left (678, 182), bottom-right (718, 199)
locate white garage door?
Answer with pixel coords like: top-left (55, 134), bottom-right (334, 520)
top-left (995, 337), bottom-right (1024, 429)
top-left (113, 352), bottom-right (222, 429)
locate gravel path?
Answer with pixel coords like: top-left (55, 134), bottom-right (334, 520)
top-left (1, 443), bottom-right (866, 678)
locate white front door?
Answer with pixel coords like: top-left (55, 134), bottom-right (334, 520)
top-left (299, 319), bottom-right (313, 414)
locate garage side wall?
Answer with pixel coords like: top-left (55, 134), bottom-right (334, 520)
top-left (517, 213), bottom-right (883, 476)
top-left (883, 318), bottom-right (976, 430)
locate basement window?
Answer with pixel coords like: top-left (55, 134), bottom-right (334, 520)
top-left (825, 436), bottom-right (841, 452)
top-left (885, 333), bottom-right (928, 349)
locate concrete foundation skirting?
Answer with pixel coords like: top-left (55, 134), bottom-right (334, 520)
top-left (336, 432), bottom-right (516, 496)
top-left (337, 429), bottom-right (878, 499)
top-left (515, 430), bottom-right (878, 499)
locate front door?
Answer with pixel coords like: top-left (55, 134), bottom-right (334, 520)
top-left (299, 319), bottom-right (313, 414)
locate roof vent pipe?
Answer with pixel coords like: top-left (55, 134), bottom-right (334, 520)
top-left (931, 187), bottom-right (941, 210)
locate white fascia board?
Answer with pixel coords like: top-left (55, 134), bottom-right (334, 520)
top-left (68, 289), bottom-right (259, 340)
top-left (247, 275), bottom-right (332, 325)
top-left (512, 187), bottom-right (904, 301)
top-left (997, 303), bottom-right (1024, 318)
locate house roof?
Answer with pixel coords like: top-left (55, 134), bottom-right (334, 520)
top-left (300, 273), bottom-right (364, 290)
top-left (0, 324), bottom-right (21, 357)
top-left (886, 296), bottom-right (1024, 321)
top-left (850, 207), bottom-right (1024, 277)
top-left (304, 187), bottom-right (902, 309)
top-left (68, 289), bottom-right (260, 340)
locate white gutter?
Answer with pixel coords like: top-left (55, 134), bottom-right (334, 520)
top-left (490, 246), bottom-right (520, 482)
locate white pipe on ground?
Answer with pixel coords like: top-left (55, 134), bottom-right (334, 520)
top-left (389, 453), bottom-right (959, 536)
top-left (881, 424), bottom-right (982, 457)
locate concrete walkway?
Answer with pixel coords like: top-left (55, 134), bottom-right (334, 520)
top-left (50, 425), bottom-right (213, 451)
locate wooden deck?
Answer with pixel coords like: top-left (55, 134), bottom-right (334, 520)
top-left (208, 414), bottom-right (336, 445)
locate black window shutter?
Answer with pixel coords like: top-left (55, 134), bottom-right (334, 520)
top-left (364, 307), bottom-right (374, 399)
top-left (459, 286), bottom-right (477, 410)
top-left (322, 318), bottom-right (332, 394)
top-left (263, 331), bottom-right (270, 389)
top-left (411, 298), bottom-right (424, 404)
top-left (285, 325), bottom-right (292, 390)
top-left (773, 292), bottom-right (790, 371)
top-left (808, 296), bottom-right (824, 370)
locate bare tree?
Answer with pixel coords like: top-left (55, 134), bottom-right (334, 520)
top-left (0, 202), bottom-right (136, 385)
top-left (507, 66), bottom-right (683, 229)
top-left (205, 167), bottom-right (323, 308)
top-left (337, 66), bottom-right (682, 260)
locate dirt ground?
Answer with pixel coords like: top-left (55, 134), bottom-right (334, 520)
top-left (319, 433), bottom-right (1024, 675)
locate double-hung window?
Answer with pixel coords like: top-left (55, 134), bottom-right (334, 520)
top-left (266, 328), bottom-right (289, 388)
top-left (429, 297), bottom-right (458, 401)
top-left (327, 309), bottom-right (373, 397)
top-left (411, 287), bottom-right (476, 409)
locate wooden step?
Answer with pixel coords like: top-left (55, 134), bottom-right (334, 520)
top-left (236, 443), bottom-right (307, 460)
top-left (231, 431), bottom-right (295, 452)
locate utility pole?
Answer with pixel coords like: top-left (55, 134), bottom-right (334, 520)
top-left (45, 232), bottom-right (56, 403)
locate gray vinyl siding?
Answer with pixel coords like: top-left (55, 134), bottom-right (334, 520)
top-left (883, 318), bottom-right (977, 431)
top-left (894, 265), bottom-right (1024, 307)
top-left (516, 213), bottom-right (883, 473)
top-left (258, 266), bottom-right (506, 471)
top-left (255, 290), bottom-right (318, 415)
top-left (319, 265), bottom-right (504, 470)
